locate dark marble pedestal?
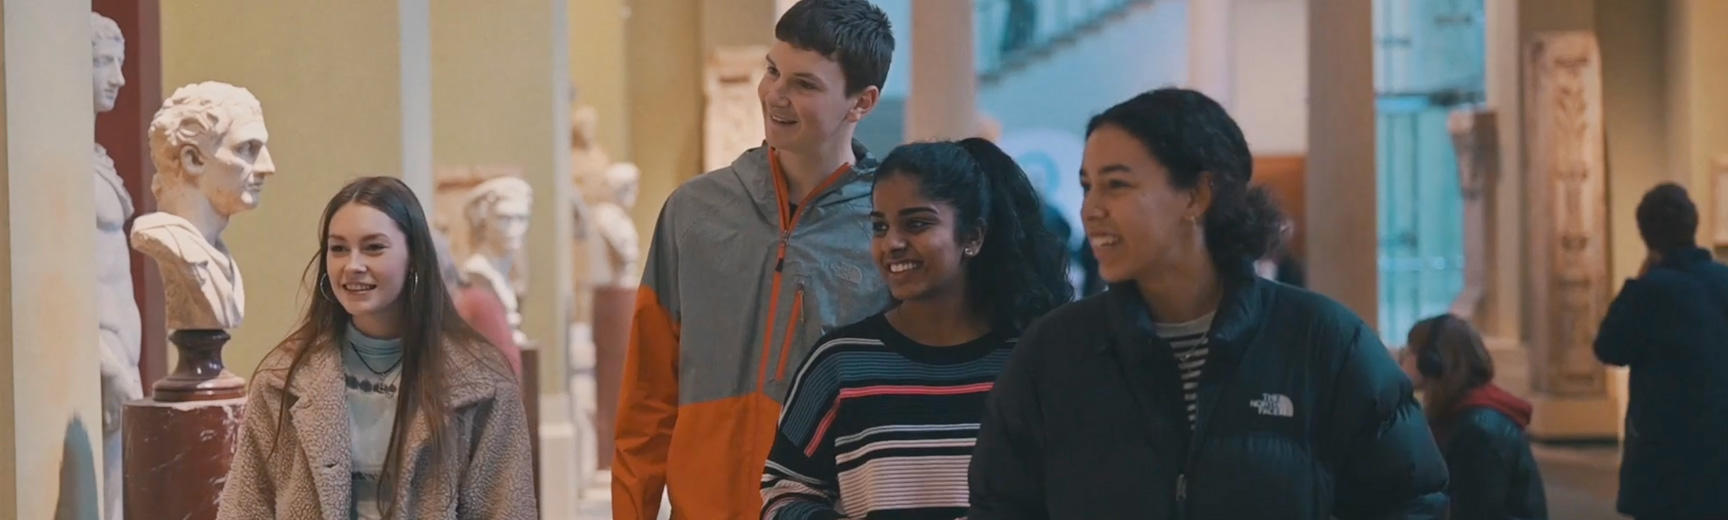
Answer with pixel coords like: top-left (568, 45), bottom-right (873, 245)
top-left (123, 397), bottom-right (245, 520)
top-left (122, 329), bottom-right (246, 519)
top-left (591, 286), bottom-right (635, 470)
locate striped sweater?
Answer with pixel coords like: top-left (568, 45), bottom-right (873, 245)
top-left (762, 313), bottom-right (1013, 519)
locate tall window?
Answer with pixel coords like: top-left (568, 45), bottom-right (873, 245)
top-left (1373, 0), bottom-right (1484, 345)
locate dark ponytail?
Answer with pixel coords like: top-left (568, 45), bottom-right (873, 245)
top-left (876, 139), bottom-right (1073, 331)
top-left (1087, 88), bottom-right (1285, 269)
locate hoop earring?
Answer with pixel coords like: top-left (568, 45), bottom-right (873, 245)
top-left (318, 272), bottom-right (336, 301)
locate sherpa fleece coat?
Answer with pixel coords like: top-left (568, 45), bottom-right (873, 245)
top-left (216, 339), bottom-right (537, 519)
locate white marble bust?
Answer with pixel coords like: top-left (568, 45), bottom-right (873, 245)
top-left (91, 12), bottom-right (136, 520)
top-left (461, 176), bottom-right (533, 347)
top-left (131, 81), bottom-right (276, 331)
top-left (593, 163), bottom-right (640, 288)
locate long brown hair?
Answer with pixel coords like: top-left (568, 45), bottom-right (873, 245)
top-left (1406, 314), bottom-right (1494, 425)
top-left (266, 176), bottom-right (502, 517)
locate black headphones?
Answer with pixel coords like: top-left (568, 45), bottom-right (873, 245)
top-left (1416, 314), bottom-right (1454, 378)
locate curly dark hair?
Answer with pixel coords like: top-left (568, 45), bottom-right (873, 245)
top-left (1086, 88), bottom-right (1284, 269)
top-left (875, 138), bottom-right (1073, 331)
top-left (1636, 182), bottom-right (1699, 253)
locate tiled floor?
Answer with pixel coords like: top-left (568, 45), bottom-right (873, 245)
top-left (573, 444), bottom-right (1632, 519)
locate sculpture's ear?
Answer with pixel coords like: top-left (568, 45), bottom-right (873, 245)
top-left (179, 144), bottom-right (205, 176)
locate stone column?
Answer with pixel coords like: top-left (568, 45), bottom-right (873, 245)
top-left (1521, 31), bottom-right (1617, 441)
top-left (0, 0), bottom-right (107, 517)
top-left (1447, 109), bottom-right (1499, 325)
top-left (1187, 0), bottom-right (1234, 109)
top-left (1305, 0), bottom-right (1377, 328)
top-left (1483, 0), bottom-right (1524, 343)
top-left (429, 0), bottom-right (577, 516)
top-left (906, 0), bottom-right (979, 141)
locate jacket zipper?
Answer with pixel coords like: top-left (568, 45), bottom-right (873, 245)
top-left (1176, 337), bottom-right (1223, 519)
top-left (774, 289), bottom-right (805, 381)
top-left (758, 154), bottom-right (850, 392)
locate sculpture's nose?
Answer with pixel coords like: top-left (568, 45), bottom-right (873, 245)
top-left (254, 147), bottom-right (276, 177)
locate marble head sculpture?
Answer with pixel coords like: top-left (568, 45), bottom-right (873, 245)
top-left (131, 81), bottom-right (276, 330)
top-left (461, 176), bottom-right (533, 346)
top-left (91, 12), bottom-right (125, 113)
top-left (464, 176), bottom-right (534, 261)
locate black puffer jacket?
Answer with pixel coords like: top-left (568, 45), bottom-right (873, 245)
top-left (969, 270), bottom-right (1448, 519)
top-left (1431, 385), bottom-right (1547, 520)
top-left (1594, 246), bottom-right (1728, 518)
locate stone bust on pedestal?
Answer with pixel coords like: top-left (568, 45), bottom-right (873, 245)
top-left (131, 81), bottom-right (275, 333)
top-left (593, 163), bottom-right (640, 288)
top-left (461, 176), bottom-right (533, 347)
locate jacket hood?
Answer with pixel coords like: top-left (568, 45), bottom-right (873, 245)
top-left (1455, 383), bottom-right (1533, 429)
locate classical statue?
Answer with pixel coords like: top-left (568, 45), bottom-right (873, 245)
top-left (90, 12), bottom-right (136, 520)
top-left (131, 81), bottom-right (275, 332)
top-left (593, 163), bottom-right (640, 288)
top-left (461, 176), bottom-right (533, 347)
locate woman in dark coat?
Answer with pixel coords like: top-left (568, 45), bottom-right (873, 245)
top-left (1401, 314), bottom-right (1547, 519)
top-left (966, 88), bottom-right (1448, 519)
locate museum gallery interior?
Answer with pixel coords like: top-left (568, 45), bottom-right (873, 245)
top-left (1, 0), bottom-right (1725, 518)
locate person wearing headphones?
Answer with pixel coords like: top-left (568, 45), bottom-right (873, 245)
top-left (1401, 314), bottom-right (1548, 520)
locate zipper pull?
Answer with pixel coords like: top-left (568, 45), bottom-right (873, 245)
top-left (775, 256), bottom-right (784, 272)
top-left (1175, 473), bottom-right (1188, 518)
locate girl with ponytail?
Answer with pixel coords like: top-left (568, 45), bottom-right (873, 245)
top-left (968, 88), bottom-right (1447, 519)
top-left (760, 138), bottom-right (1071, 519)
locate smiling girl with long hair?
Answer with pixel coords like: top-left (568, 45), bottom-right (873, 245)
top-left (218, 177), bottom-right (536, 519)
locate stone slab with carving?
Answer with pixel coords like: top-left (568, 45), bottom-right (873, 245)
top-left (704, 45), bottom-right (769, 173)
top-left (1523, 32), bottom-right (1610, 400)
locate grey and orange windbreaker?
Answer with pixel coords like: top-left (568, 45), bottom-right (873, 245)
top-left (613, 140), bottom-right (891, 519)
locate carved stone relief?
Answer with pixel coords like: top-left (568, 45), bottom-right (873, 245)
top-left (704, 45), bottom-right (769, 174)
top-left (1523, 32), bottom-right (1609, 398)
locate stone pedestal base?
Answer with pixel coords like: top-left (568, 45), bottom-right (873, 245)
top-left (1527, 394), bottom-right (1619, 442)
top-left (592, 286), bottom-right (634, 471)
top-left (123, 397), bottom-right (245, 520)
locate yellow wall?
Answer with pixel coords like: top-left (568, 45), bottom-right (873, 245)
top-left (703, 0), bottom-right (777, 49)
top-left (1, 0), bottom-right (106, 516)
top-left (624, 0), bottom-right (777, 265)
top-left (1598, 0), bottom-right (1673, 284)
top-left (626, 0), bottom-right (703, 250)
top-left (569, 0), bottom-right (630, 160)
top-left (160, 1), bottom-right (420, 379)
top-left (1670, 0), bottom-right (1728, 247)
top-left (429, 0), bottom-right (571, 397)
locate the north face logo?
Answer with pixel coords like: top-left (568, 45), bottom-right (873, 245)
top-left (1250, 393), bottom-right (1294, 418)
top-left (830, 262), bottom-right (864, 286)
